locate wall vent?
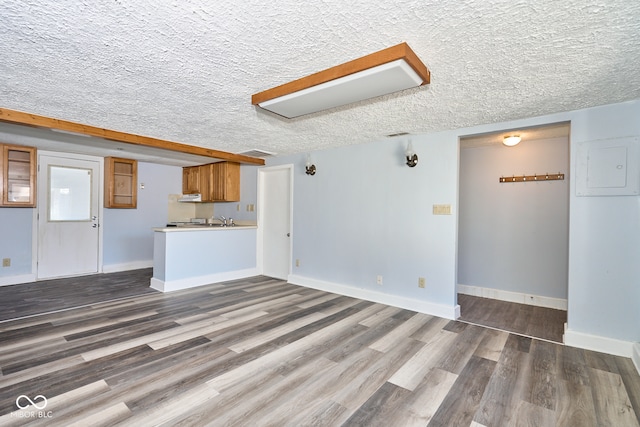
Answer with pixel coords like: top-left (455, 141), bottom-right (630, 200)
top-left (238, 149), bottom-right (276, 158)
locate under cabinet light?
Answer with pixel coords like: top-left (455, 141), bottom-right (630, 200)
top-left (251, 43), bottom-right (430, 119)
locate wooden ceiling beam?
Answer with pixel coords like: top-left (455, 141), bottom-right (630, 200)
top-left (0, 108), bottom-right (265, 165)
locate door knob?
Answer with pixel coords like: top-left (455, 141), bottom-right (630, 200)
top-left (287, 233), bottom-right (290, 237)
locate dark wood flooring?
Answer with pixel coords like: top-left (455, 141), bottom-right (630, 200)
top-left (0, 269), bottom-right (156, 322)
top-left (0, 275), bottom-right (638, 426)
top-left (457, 293), bottom-right (568, 343)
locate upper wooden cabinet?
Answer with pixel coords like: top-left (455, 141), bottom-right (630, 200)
top-left (182, 161), bottom-right (240, 202)
top-left (104, 157), bottom-right (137, 208)
top-left (182, 166), bottom-right (201, 195)
top-left (0, 144), bottom-right (36, 207)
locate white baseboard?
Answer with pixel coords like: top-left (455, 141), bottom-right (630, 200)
top-left (457, 284), bottom-right (567, 310)
top-left (0, 273), bottom-right (37, 287)
top-left (288, 274), bottom-right (460, 320)
top-left (633, 343), bottom-right (640, 376)
top-left (102, 260), bottom-right (153, 274)
top-left (151, 268), bottom-right (259, 292)
top-left (564, 329), bottom-right (634, 358)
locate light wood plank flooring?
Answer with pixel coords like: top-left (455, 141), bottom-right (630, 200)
top-left (457, 294), bottom-right (567, 343)
top-left (0, 276), bottom-right (638, 426)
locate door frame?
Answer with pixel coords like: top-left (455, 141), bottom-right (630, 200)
top-left (257, 164), bottom-right (293, 279)
top-left (34, 151), bottom-right (104, 279)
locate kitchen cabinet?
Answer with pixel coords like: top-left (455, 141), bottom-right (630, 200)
top-left (182, 166), bottom-right (200, 194)
top-left (0, 144), bottom-right (36, 207)
top-left (183, 161), bottom-right (240, 202)
top-left (104, 157), bottom-right (137, 208)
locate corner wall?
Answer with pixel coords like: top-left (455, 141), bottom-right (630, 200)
top-left (260, 99), bottom-right (640, 357)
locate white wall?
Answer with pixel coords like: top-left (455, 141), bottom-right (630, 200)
top-left (458, 136), bottom-right (569, 301)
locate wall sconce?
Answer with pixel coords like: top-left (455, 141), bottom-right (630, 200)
top-left (305, 154), bottom-right (316, 175)
top-left (503, 135), bottom-right (521, 146)
top-left (405, 140), bottom-right (418, 167)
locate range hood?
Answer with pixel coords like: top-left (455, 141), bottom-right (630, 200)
top-left (178, 194), bottom-right (202, 202)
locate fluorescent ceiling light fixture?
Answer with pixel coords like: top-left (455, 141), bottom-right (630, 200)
top-left (251, 43), bottom-right (430, 119)
top-left (503, 135), bottom-right (522, 146)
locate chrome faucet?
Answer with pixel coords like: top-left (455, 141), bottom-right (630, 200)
top-left (218, 216), bottom-right (227, 226)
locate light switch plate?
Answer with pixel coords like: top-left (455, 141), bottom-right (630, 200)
top-left (433, 204), bottom-right (452, 215)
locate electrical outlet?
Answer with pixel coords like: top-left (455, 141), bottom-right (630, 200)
top-left (376, 275), bottom-right (383, 285)
top-left (418, 277), bottom-right (426, 288)
top-left (237, 204), bottom-right (240, 211)
top-left (2, 258), bottom-right (10, 267)
top-left (295, 259), bottom-right (300, 267)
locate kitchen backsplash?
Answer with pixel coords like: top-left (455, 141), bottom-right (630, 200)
top-left (167, 194), bottom-right (214, 223)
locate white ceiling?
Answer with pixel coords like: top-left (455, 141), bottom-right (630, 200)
top-left (1, 1), bottom-right (639, 161)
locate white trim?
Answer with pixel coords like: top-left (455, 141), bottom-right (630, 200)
top-left (102, 260), bottom-right (153, 274)
top-left (0, 273), bottom-right (37, 287)
top-left (633, 343), bottom-right (640, 376)
top-left (564, 329), bottom-right (634, 358)
top-left (289, 274), bottom-right (460, 320)
top-left (150, 267), bottom-right (259, 292)
top-left (457, 284), bottom-right (567, 311)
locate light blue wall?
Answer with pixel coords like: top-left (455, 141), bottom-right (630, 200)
top-left (103, 162), bottom-right (182, 269)
top-left (266, 133), bottom-right (460, 308)
top-left (0, 208), bottom-right (33, 278)
top-left (256, 99), bottom-right (639, 346)
top-left (566, 101), bottom-right (640, 343)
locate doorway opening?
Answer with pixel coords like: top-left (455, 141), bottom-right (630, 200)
top-left (456, 122), bottom-right (570, 343)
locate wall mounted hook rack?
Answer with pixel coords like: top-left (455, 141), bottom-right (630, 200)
top-left (499, 173), bottom-right (564, 183)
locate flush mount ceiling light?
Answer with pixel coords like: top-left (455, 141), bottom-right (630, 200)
top-left (251, 42), bottom-right (430, 119)
top-left (503, 135), bottom-right (522, 146)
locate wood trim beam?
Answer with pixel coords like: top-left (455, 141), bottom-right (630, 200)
top-left (251, 42), bottom-right (430, 106)
top-left (0, 108), bottom-right (265, 165)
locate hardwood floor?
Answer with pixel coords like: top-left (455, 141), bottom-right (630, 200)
top-left (0, 275), bottom-right (638, 426)
top-left (457, 294), bottom-right (567, 343)
top-left (0, 269), bottom-right (156, 321)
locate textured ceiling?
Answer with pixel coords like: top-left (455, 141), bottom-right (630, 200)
top-left (1, 1), bottom-right (639, 158)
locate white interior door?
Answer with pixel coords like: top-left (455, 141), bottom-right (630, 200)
top-left (37, 154), bottom-right (101, 279)
top-left (258, 165), bottom-right (292, 280)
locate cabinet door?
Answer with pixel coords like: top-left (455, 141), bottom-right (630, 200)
top-left (1, 144), bottom-right (36, 207)
top-left (198, 164), bottom-right (215, 202)
top-left (212, 162), bottom-right (240, 201)
top-left (105, 157), bottom-right (137, 208)
top-left (182, 166), bottom-right (201, 194)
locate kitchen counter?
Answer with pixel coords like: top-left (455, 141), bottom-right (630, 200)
top-left (153, 224), bottom-right (257, 232)
top-left (151, 224), bottom-right (258, 292)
